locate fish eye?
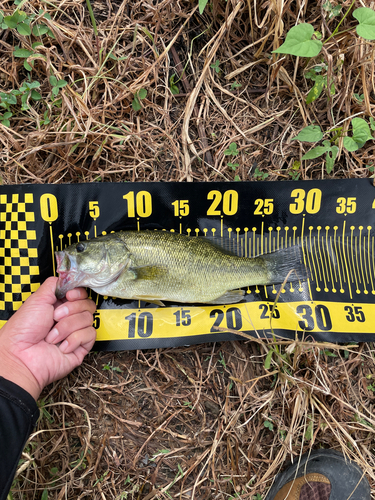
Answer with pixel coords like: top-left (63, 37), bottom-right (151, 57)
top-left (76, 243), bottom-right (85, 253)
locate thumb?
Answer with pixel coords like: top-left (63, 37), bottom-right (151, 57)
top-left (24, 277), bottom-right (59, 307)
top-left (6, 277), bottom-right (59, 331)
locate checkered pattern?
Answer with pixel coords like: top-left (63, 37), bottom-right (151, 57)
top-left (0, 193), bottom-right (40, 311)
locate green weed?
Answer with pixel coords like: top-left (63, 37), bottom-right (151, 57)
top-left (264, 420), bottom-right (274, 431)
top-left (230, 81), bottom-right (242, 90)
top-left (253, 167), bottom-right (269, 180)
top-left (169, 74), bottom-right (179, 95)
top-left (199, 0), bottom-right (209, 14)
top-left (49, 76), bottom-right (68, 96)
top-left (218, 351), bottom-right (226, 369)
top-left (274, 7), bottom-right (375, 59)
top-left (0, 111), bottom-right (12, 127)
top-left (132, 88), bottom-right (147, 111)
top-left (102, 362), bottom-right (123, 373)
top-left (292, 118), bottom-right (373, 173)
top-left (323, 1), bottom-right (342, 18)
top-left (224, 142), bottom-right (239, 156)
top-left (210, 59), bottom-right (221, 74)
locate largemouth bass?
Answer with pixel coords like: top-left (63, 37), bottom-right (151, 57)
top-left (55, 230), bottom-right (307, 304)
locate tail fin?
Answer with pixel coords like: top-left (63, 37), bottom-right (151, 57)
top-left (262, 245), bottom-right (309, 284)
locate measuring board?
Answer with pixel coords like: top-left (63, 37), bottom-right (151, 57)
top-left (1, 180), bottom-right (375, 350)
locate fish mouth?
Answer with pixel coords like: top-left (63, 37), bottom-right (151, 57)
top-left (55, 251), bottom-right (83, 299)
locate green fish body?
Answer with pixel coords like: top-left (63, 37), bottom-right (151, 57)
top-left (55, 230), bottom-right (307, 304)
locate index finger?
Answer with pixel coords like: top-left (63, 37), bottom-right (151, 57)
top-left (65, 288), bottom-right (89, 301)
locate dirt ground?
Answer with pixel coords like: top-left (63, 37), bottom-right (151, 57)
top-left (1, 0), bottom-right (375, 498)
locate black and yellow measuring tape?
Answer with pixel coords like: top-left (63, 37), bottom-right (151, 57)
top-left (1, 180), bottom-right (375, 350)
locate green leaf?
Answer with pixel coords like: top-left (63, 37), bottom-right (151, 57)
top-left (302, 145), bottom-right (329, 160)
top-left (0, 93), bottom-right (17, 105)
top-left (210, 59), bottom-right (221, 73)
top-left (108, 52), bottom-right (127, 61)
top-left (264, 420), bottom-right (274, 431)
top-left (352, 117), bottom-right (372, 141)
top-left (14, 48), bottom-right (33, 57)
top-left (344, 118), bottom-right (373, 151)
top-left (138, 88), bottom-right (147, 100)
top-left (370, 117), bottom-right (375, 131)
top-left (46, 28), bottom-right (55, 39)
top-left (29, 81), bottom-right (40, 89)
top-left (32, 41), bottom-right (43, 48)
top-left (199, 0), bottom-right (209, 14)
top-left (0, 12), bottom-right (3, 24)
top-left (2, 112), bottom-right (12, 119)
top-left (224, 142), bottom-right (239, 156)
top-left (326, 146), bottom-right (338, 174)
top-left (142, 27), bottom-right (154, 43)
top-left (343, 136), bottom-right (359, 152)
top-left (41, 489), bottom-right (48, 500)
top-left (49, 75), bottom-right (58, 86)
top-left (43, 12), bottom-right (52, 20)
top-left (306, 75), bottom-right (325, 104)
top-left (353, 8), bottom-right (375, 40)
top-left (132, 96), bottom-right (141, 111)
top-left (17, 22), bottom-right (32, 36)
top-left (10, 10), bottom-right (26, 24)
top-left (170, 84), bottom-right (179, 95)
top-left (24, 61), bottom-right (33, 71)
top-left (32, 24), bottom-right (49, 36)
top-left (291, 125), bottom-right (323, 142)
top-left (52, 87), bottom-right (59, 96)
top-left (230, 81), bottom-right (242, 90)
top-left (264, 350), bottom-right (273, 370)
top-left (169, 74), bottom-right (179, 95)
top-left (1, 119), bottom-right (10, 127)
top-left (56, 79), bottom-right (67, 88)
top-left (305, 421), bottom-right (313, 440)
top-left (4, 16), bottom-right (17, 28)
top-left (273, 23), bottom-right (322, 57)
top-left (20, 92), bottom-right (29, 109)
top-left (31, 90), bottom-right (42, 100)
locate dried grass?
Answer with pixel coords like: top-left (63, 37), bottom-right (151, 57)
top-left (1, 0), bottom-right (375, 498)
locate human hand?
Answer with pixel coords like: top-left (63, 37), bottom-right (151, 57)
top-left (0, 277), bottom-right (96, 400)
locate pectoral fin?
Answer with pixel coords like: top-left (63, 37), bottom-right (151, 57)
top-left (206, 289), bottom-right (245, 305)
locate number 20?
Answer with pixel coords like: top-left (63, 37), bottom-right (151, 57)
top-left (207, 190), bottom-right (238, 216)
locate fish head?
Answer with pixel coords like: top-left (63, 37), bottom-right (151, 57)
top-left (55, 234), bottom-right (131, 298)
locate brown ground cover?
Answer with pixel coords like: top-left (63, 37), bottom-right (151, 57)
top-left (1, 0), bottom-right (375, 498)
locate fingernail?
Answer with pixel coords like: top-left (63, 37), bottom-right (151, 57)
top-left (54, 306), bottom-right (69, 321)
top-left (46, 327), bottom-right (59, 343)
top-left (59, 340), bottom-right (69, 353)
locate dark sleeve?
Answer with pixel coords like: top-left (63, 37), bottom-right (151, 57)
top-left (0, 377), bottom-right (39, 500)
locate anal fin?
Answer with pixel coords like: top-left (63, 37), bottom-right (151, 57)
top-left (206, 289), bottom-right (245, 305)
top-left (133, 295), bottom-right (165, 306)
